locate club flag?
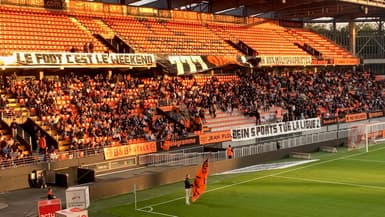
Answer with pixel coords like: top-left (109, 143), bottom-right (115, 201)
top-left (192, 159), bottom-right (209, 202)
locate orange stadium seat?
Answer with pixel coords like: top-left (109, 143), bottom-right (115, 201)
top-left (0, 6), bottom-right (106, 55)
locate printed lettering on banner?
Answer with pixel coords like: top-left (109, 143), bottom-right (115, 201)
top-left (103, 141), bottom-right (157, 160)
top-left (231, 118), bottom-right (321, 141)
top-left (38, 199), bottom-right (61, 217)
top-left (13, 52), bottom-right (156, 67)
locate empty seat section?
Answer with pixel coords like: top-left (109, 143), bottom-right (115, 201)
top-left (209, 23), bottom-right (310, 56)
top-left (0, 5), bottom-right (106, 55)
top-left (103, 16), bottom-right (240, 55)
top-left (287, 28), bottom-right (359, 64)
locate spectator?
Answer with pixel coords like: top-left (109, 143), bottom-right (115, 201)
top-left (39, 135), bottom-right (47, 155)
top-left (39, 172), bottom-right (47, 189)
top-left (226, 145), bottom-right (233, 159)
top-left (83, 42), bottom-right (89, 53)
top-left (47, 187), bottom-right (56, 200)
top-left (88, 42), bottom-right (94, 53)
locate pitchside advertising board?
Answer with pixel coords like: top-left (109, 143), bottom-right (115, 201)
top-left (55, 207), bottom-right (88, 217)
top-left (65, 186), bottom-right (90, 209)
top-left (38, 199), bottom-right (62, 217)
top-left (231, 118), bottom-right (321, 141)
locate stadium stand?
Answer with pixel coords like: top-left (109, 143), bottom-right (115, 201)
top-left (1, 68), bottom-right (383, 154)
top-left (209, 22), bottom-right (310, 56)
top-left (103, 16), bottom-right (241, 55)
top-left (0, 4), bottom-right (360, 63)
top-left (286, 28), bottom-right (359, 65)
top-left (0, 5), bottom-right (106, 55)
top-left (0, 1), bottom-right (376, 168)
top-left (5, 1), bottom-right (385, 216)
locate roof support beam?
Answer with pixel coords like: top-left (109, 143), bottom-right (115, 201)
top-left (169, 0), bottom-right (199, 9)
top-left (339, 0), bottom-right (385, 9)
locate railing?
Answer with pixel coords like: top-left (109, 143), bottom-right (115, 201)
top-left (81, 156), bottom-right (137, 175)
top-left (17, 125), bottom-right (32, 148)
top-left (138, 151), bottom-right (227, 167)
top-left (0, 118), bottom-right (380, 170)
top-left (169, 146), bottom-right (204, 154)
top-left (1, 109), bottom-right (29, 126)
top-left (0, 155), bottom-right (38, 169)
top-left (139, 129), bottom-right (350, 167)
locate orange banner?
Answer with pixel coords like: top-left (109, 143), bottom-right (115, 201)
top-left (192, 159), bottom-right (209, 202)
top-left (345, 113), bottom-right (367, 122)
top-left (163, 137), bottom-right (197, 150)
top-left (104, 142), bottom-right (157, 160)
top-left (199, 130), bottom-right (232, 145)
top-left (322, 118), bottom-right (337, 125)
top-left (369, 111), bottom-right (383, 118)
top-left (159, 105), bottom-right (175, 112)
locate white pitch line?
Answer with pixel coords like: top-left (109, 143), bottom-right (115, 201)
top-left (343, 158), bottom-right (385, 164)
top-left (274, 175), bottom-right (385, 191)
top-left (140, 196), bottom-right (185, 209)
top-left (138, 146), bottom-right (385, 215)
top-left (137, 206), bottom-right (179, 217)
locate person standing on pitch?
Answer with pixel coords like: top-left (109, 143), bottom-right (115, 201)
top-left (227, 145), bottom-right (234, 159)
top-left (184, 174), bottom-right (193, 205)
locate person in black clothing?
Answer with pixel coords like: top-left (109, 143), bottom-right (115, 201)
top-left (47, 187), bottom-right (56, 200)
top-left (255, 110), bottom-right (261, 125)
top-left (184, 174), bottom-right (193, 205)
top-left (88, 42), bottom-right (94, 53)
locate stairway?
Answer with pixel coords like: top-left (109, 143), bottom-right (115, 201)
top-left (1, 97), bottom-right (31, 156)
top-left (204, 107), bottom-right (283, 132)
top-left (94, 19), bottom-right (115, 39)
top-left (204, 110), bottom-right (256, 132)
top-left (69, 17), bottom-right (93, 35)
top-left (3, 97), bottom-right (29, 125)
top-left (29, 116), bottom-right (70, 152)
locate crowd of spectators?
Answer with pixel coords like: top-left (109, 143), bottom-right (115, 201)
top-left (234, 69), bottom-right (385, 121)
top-left (0, 135), bottom-right (31, 168)
top-left (8, 73), bottom-right (190, 154)
top-left (149, 70), bottom-right (385, 125)
top-left (3, 69), bottom-right (385, 162)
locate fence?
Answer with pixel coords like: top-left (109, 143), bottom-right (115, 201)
top-left (139, 129), bottom-right (350, 167)
top-left (0, 122), bottom-right (375, 170)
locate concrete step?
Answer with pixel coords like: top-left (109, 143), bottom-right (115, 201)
top-left (211, 123), bottom-right (256, 132)
top-left (203, 108), bottom-right (256, 132)
top-left (58, 145), bottom-right (69, 152)
top-left (206, 115), bottom-right (254, 125)
top-left (58, 140), bottom-right (70, 146)
top-left (206, 119), bottom-right (255, 129)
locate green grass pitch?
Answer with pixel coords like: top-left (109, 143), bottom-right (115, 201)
top-left (89, 145), bottom-right (385, 217)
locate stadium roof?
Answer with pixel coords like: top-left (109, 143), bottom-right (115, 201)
top-left (127, 0), bottom-right (385, 21)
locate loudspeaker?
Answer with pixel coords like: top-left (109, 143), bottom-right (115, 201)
top-left (55, 173), bottom-right (69, 187)
top-left (77, 168), bottom-right (95, 184)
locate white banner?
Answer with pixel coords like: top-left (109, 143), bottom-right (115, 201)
top-left (168, 56), bottom-right (208, 75)
top-left (231, 118), bottom-right (321, 141)
top-left (13, 52), bottom-right (155, 67)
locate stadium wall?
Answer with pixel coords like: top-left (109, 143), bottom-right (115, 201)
top-left (0, 154), bottom-right (104, 192)
top-left (0, 164), bottom-right (42, 192)
top-left (0, 137), bottom-right (346, 193)
top-left (89, 138), bottom-right (347, 200)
